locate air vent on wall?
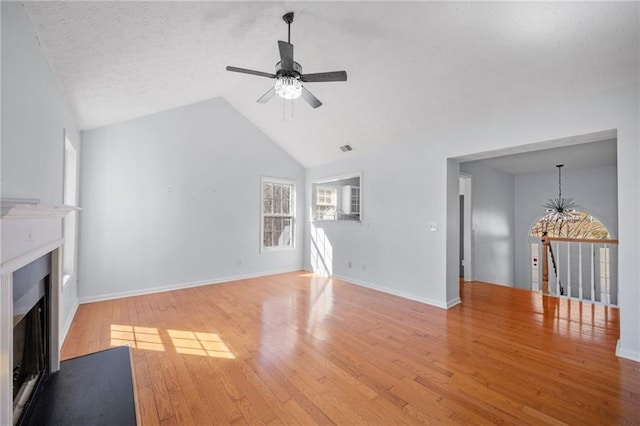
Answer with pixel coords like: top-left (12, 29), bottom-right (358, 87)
top-left (340, 144), bottom-right (352, 152)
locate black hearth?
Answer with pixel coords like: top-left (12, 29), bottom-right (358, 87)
top-left (12, 254), bottom-right (50, 426)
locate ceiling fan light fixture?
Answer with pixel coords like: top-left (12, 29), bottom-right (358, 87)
top-left (274, 76), bottom-right (302, 100)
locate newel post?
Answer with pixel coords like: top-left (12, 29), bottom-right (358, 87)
top-left (541, 232), bottom-right (549, 294)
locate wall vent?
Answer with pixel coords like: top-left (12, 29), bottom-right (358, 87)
top-left (339, 144), bottom-right (352, 152)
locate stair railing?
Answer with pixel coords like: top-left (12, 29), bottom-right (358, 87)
top-left (541, 233), bottom-right (618, 306)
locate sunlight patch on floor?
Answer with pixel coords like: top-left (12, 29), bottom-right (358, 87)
top-left (110, 324), bottom-right (165, 351)
top-left (167, 329), bottom-right (235, 359)
top-left (110, 324), bottom-right (235, 358)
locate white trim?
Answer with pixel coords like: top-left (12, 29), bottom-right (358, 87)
top-left (78, 268), bottom-right (302, 304)
top-left (59, 298), bottom-right (79, 349)
top-left (1, 198), bottom-right (79, 219)
top-left (0, 274), bottom-right (13, 426)
top-left (331, 273), bottom-right (450, 309)
top-left (447, 297), bottom-right (462, 308)
top-left (616, 340), bottom-right (640, 362)
top-left (0, 239), bottom-right (64, 275)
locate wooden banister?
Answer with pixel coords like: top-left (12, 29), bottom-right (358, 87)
top-left (542, 233), bottom-right (550, 294)
top-left (545, 237), bottom-right (618, 245)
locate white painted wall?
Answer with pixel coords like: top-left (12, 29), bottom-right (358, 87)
top-left (459, 161), bottom-right (515, 286)
top-left (447, 84), bottom-right (638, 361)
top-left (306, 82), bottom-right (639, 361)
top-left (79, 98), bottom-right (304, 301)
top-left (305, 145), bottom-right (452, 308)
top-left (514, 165), bottom-right (618, 289)
top-left (1, 2), bottom-right (81, 341)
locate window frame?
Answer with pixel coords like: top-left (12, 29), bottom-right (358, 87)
top-left (62, 133), bottom-right (78, 286)
top-left (260, 177), bottom-right (296, 253)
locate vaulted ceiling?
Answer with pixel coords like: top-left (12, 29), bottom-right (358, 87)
top-left (23, 2), bottom-right (639, 167)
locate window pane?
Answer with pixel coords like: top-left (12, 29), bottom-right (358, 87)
top-left (274, 197), bottom-right (282, 215)
top-left (264, 183), bottom-right (273, 199)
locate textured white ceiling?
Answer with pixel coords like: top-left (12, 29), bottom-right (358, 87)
top-left (22, 2), bottom-right (639, 167)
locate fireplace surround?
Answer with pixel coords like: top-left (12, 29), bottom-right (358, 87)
top-left (1, 198), bottom-right (76, 425)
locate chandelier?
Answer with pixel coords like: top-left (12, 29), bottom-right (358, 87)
top-left (542, 164), bottom-right (577, 229)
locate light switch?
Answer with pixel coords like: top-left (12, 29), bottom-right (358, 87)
top-left (429, 223), bottom-right (438, 232)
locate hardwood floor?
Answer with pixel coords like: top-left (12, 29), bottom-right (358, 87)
top-left (61, 273), bottom-right (639, 425)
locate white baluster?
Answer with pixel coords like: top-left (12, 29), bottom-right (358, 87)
top-left (590, 243), bottom-right (595, 303)
top-left (578, 243), bottom-right (583, 300)
top-left (567, 242), bottom-right (571, 299)
top-left (556, 241), bottom-right (561, 296)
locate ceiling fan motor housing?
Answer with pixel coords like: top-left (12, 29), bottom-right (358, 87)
top-left (276, 61), bottom-right (302, 78)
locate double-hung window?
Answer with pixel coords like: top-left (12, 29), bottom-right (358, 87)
top-left (262, 178), bottom-right (295, 250)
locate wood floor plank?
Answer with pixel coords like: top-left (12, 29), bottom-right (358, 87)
top-left (61, 273), bottom-right (640, 425)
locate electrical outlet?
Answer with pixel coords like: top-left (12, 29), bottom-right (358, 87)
top-left (237, 259), bottom-right (242, 268)
top-left (348, 261), bottom-right (352, 269)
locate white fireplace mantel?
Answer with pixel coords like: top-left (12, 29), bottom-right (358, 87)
top-left (1, 197), bottom-right (79, 219)
top-left (0, 197), bottom-right (74, 425)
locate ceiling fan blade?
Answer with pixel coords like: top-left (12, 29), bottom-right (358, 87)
top-left (301, 71), bottom-right (348, 83)
top-left (226, 66), bottom-right (276, 79)
top-left (278, 41), bottom-right (294, 71)
top-left (300, 86), bottom-right (323, 109)
top-left (256, 87), bottom-right (276, 104)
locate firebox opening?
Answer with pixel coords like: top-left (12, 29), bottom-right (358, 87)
top-left (12, 254), bottom-right (51, 426)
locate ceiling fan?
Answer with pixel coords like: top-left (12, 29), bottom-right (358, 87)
top-left (226, 12), bottom-right (347, 109)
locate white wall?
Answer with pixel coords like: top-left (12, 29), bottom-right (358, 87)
top-left (305, 144), bottom-right (452, 308)
top-left (460, 161), bottom-right (515, 286)
top-left (1, 1), bottom-right (81, 340)
top-left (514, 165), bottom-right (618, 289)
top-left (305, 82), bottom-right (639, 360)
top-left (79, 98), bottom-right (305, 301)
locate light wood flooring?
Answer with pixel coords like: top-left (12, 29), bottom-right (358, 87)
top-left (61, 272), bottom-right (640, 425)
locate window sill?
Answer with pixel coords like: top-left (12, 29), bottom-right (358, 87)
top-left (261, 246), bottom-right (296, 254)
top-left (312, 218), bottom-right (361, 223)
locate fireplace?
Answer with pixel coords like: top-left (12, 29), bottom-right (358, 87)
top-left (12, 254), bottom-right (51, 425)
top-left (1, 198), bottom-right (73, 425)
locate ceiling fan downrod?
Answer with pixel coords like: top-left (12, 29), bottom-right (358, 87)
top-left (283, 12), bottom-right (294, 44)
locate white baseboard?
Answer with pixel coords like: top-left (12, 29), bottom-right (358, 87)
top-left (616, 340), bottom-right (640, 362)
top-left (332, 274), bottom-right (450, 309)
top-left (59, 298), bottom-right (79, 348)
top-left (447, 297), bottom-right (462, 308)
top-left (78, 268), bottom-right (302, 304)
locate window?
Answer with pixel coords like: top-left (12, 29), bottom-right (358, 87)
top-left (312, 172), bottom-right (362, 221)
top-left (261, 178), bottom-right (295, 250)
top-left (530, 210), bottom-right (609, 239)
top-left (63, 135), bottom-right (78, 284)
